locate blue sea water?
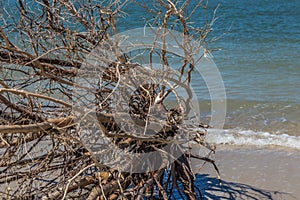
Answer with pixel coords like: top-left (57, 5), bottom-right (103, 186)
top-left (195, 0), bottom-right (300, 139)
top-left (200, 0), bottom-right (300, 137)
top-left (207, 0), bottom-right (300, 103)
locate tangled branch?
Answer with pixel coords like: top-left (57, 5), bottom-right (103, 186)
top-left (0, 0), bottom-right (220, 199)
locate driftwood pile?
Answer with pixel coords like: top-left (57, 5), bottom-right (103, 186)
top-left (0, 0), bottom-right (220, 199)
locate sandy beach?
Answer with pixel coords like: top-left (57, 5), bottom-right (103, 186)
top-left (191, 147), bottom-right (300, 199)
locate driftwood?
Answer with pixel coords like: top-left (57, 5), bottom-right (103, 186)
top-left (0, 0), bottom-right (220, 199)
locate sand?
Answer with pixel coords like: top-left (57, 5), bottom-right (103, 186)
top-left (2, 144), bottom-right (299, 199)
top-left (191, 147), bottom-right (300, 199)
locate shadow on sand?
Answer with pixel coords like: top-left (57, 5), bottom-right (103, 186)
top-left (191, 174), bottom-right (296, 200)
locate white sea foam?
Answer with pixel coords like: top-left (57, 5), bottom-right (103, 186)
top-left (204, 129), bottom-right (300, 149)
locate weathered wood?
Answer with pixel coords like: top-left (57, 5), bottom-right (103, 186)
top-left (0, 0), bottom-right (218, 199)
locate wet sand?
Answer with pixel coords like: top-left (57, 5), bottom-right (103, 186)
top-left (191, 147), bottom-right (300, 199)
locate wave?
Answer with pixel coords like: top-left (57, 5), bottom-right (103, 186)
top-left (195, 99), bottom-right (300, 136)
top-left (204, 128), bottom-right (300, 150)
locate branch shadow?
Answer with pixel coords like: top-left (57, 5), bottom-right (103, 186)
top-left (194, 174), bottom-right (297, 200)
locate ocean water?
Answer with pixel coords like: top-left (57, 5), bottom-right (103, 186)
top-left (118, 0), bottom-right (300, 149)
top-left (196, 0), bottom-right (300, 148)
top-left (207, 0), bottom-right (300, 104)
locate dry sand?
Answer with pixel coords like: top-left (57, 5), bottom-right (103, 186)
top-left (191, 147), bottom-right (300, 199)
